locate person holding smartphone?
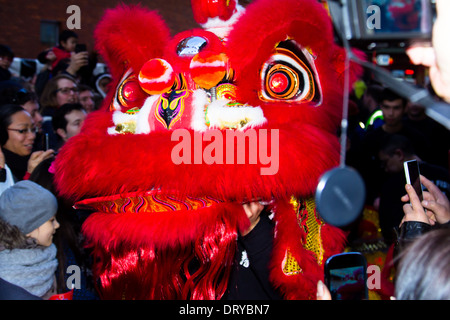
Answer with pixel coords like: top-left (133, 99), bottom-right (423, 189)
top-left (398, 175), bottom-right (450, 234)
top-left (317, 175), bottom-right (450, 300)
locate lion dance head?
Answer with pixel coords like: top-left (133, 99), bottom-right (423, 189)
top-left (53, 0), bottom-right (361, 299)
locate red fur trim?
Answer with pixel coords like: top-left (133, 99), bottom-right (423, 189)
top-left (82, 202), bottom-right (248, 250)
top-left (86, 203), bottom-right (247, 299)
top-left (94, 4), bottom-right (170, 78)
top-left (53, 110), bottom-right (339, 202)
top-left (332, 47), bottom-right (367, 91)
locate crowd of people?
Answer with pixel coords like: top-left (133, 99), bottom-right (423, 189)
top-left (319, 0), bottom-right (450, 300)
top-left (0, 0), bottom-right (449, 301)
top-left (0, 29), bottom-right (108, 300)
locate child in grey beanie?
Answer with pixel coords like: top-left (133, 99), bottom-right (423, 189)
top-left (0, 180), bottom-right (60, 298)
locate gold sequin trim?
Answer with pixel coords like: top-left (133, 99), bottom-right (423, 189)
top-left (294, 196), bottom-right (325, 265)
top-left (282, 249), bottom-right (302, 276)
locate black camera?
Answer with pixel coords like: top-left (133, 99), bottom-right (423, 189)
top-left (327, 0), bottom-right (434, 50)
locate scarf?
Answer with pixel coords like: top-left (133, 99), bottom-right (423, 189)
top-left (0, 244), bottom-right (58, 297)
top-left (2, 148), bottom-right (30, 182)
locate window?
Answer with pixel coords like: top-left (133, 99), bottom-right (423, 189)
top-left (40, 20), bottom-right (60, 47)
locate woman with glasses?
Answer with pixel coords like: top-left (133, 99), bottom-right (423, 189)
top-left (39, 74), bottom-right (80, 151)
top-left (0, 82), bottom-right (45, 151)
top-left (0, 104), bottom-right (54, 183)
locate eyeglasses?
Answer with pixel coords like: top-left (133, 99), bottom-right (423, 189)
top-left (7, 127), bottom-right (38, 135)
top-left (55, 87), bottom-right (79, 95)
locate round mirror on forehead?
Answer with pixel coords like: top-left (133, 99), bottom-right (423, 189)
top-left (315, 166), bottom-right (366, 227)
top-left (177, 36), bottom-right (208, 57)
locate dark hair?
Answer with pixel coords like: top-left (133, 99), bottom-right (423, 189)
top-left (395, 228), bottom-right (450, 300)
top-left (0, 44), bottom-right (14, 59)
top-left (380, 88), bottom-right (407, 106)
top-left (52, 103), bottom-right (84, 133)
top-left (0, 218), bottom-right (38, 250)
top-left (58, 30), bottom-right (78, 45)
top-left (364, 84), bottom-right (383, 103)
top-left (0, 104), bottom-right (25, 146)
top-left (379, 134), bottom-right (416, 157)
top-left (0, 86), bottom-right (38, 106)
top-left (78, 84), bottom-right (94, 93)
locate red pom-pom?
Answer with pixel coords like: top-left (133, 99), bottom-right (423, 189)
top-left (190, 51), bottom-right (227, 89)
top-left (139, 58), bottom-right (175, 95)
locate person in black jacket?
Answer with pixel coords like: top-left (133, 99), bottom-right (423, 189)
top-left (224, 202), bottom-right (282, 300)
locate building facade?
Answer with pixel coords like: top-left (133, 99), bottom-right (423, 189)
top-left (0, 0), bottom-right (199, 59)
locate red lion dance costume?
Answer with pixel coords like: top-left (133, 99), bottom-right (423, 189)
top-left (53, 0), bottom-right (361, 299)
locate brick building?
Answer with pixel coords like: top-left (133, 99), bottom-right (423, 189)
top-left (0, 0), bottom-right (200, 59)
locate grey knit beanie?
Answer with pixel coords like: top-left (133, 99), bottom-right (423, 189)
top-left (0, 181), bottom-right (58, 234)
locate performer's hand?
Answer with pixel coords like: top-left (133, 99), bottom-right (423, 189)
top-left (241, 201), bottom-right (264, 236)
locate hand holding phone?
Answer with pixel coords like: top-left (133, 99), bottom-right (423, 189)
top-left (75, 43), bottom-right (87, 53)
top-left (403, 160), bottom-right (424, 202)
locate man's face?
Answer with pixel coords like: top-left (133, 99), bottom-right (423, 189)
top-left (79, 89), bottom-right (95, 113)
top-left (380, 99), bottom-right (405, 127)
top-left (56, 78), bottom-right (79, 106)
top-left (61, 37), bottom-right (78, 52)
top-left (60, 109), bottom-right (86, 142)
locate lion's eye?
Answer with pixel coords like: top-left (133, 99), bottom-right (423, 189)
top-left (266, 64), bottom-right (303, 100)
top-left (117, 74), bottom-right (148, 111)
top-left (259, 40), bottom-right (322, 105)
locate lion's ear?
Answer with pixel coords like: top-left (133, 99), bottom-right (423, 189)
top-left (94, 4), bottom-right (171, 78)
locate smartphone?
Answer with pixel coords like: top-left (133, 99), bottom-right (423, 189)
top-left (324, 252), bottom-right (368, 300)
top-left (45, 133), bottom-right (49, 151)
top-left (75, 43), bottom-right (87, 53)
top-left (404, 160), bottom-right (423, 202)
